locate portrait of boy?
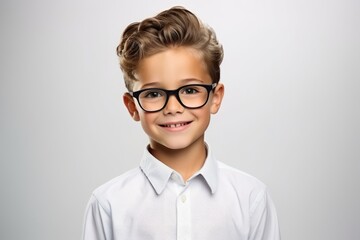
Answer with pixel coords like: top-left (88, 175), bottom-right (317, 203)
top-left (83, 6), bottom-right (280, 240)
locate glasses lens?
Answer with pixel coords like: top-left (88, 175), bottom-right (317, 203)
top-left (179, 85), bottom-right (209, 108)
top-left (138, 89), bottom-right (166, 112)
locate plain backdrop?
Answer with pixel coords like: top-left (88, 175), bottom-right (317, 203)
top-left (1, 0), bottom-right (359, 239)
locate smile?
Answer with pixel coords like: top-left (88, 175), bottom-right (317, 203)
top-left (159, 121), bottom-right (192, 128)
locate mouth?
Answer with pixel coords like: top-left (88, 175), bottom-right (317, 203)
top-left (159, 121), bottom-right (192, 128)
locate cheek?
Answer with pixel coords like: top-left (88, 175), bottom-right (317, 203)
top-left (194, 108), bottom-right (211, 126)
top-left (139, 112), bottom-right (157, 132)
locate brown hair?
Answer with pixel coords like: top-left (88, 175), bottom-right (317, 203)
top-left (116, 6), bottom-right (224, 91)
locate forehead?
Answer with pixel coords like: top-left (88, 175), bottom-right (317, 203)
top-left (133, 47), bottom-right (211, 90)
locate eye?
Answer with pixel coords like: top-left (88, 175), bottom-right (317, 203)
top-left (181, 86), bottom-right (200, 95)
top-left (141, 90), bottom-right (164, 99)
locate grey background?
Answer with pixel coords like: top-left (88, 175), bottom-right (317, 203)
top-left (1, 0), bottom-right (359, 239)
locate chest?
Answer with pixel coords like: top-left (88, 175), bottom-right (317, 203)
top-left (110, 180), bottom-right (251, 240)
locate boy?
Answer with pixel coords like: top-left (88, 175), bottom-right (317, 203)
top-left (83, 6), bottom-right (280, 240)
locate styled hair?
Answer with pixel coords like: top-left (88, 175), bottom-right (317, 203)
top-left (116, 6), bottom-right (224, 91)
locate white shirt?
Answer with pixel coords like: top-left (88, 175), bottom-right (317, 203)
top-left (83, 145), bottom-right (281, 240)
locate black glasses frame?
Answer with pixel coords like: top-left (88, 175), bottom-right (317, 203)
top-left (130, 83), bottom-right (217, 113)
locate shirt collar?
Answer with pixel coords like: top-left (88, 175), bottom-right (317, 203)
top-left (139, 144), bottom-right (218, 195)
top-left (139, 147), bottom-right (173, 195)
top-left (197, 144), bottom-right (218, 194)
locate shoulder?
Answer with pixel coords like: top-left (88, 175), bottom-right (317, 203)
top-left (90, 167), bottom-right (144, 211)
top-left (217, 161), bottom-right (266, 188)
top-left (216, 161), bottom-right (268, 204)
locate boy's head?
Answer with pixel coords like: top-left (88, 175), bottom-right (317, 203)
top-left (118, 6), bottom-right (225, 151)
top-left (116, 6), bottom-right (224, 91)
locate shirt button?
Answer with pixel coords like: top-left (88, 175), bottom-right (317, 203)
top-left (181, 195), bottom-right (187, 203)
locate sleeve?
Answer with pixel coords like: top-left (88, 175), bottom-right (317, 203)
top-left (82, 194), bottom-right (113, 240)
top-left (249, 189), bottom-right (281, 240)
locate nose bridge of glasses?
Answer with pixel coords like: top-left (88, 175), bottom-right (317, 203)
top-left (164, 89), bottom-right (184, 109)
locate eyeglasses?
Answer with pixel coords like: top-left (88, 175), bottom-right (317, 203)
top-left (129, 83), bottom-right (217, 113)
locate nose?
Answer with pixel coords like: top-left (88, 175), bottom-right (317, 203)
top-left (163, 95), bottom-right (184, 115)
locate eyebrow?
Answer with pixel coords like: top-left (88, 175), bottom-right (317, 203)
top-left (140, 78), bottom-right (205, 89)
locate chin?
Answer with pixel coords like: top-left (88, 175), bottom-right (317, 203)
top-left (152, 135), bottom-right (204, 151)
top-left (161, 141), bottom-right (192, 151)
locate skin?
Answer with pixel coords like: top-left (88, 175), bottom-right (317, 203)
top-left (123, 46), bottom-right (224, 181)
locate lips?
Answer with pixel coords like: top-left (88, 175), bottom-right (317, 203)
top-left (159, 121), bottom-right (192, 128)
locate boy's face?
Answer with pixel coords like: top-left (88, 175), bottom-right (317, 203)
top-left (123, 47), bottom-right (224, 151)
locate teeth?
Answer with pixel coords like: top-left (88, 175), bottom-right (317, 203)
top-left (163, 122), bottom-right (187, 128)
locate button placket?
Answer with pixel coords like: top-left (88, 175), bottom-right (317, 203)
top-left (177, 188), bottom-right (191, 240)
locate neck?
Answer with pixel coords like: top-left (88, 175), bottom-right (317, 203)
top-left (148, 138), bottom-right (207, 181)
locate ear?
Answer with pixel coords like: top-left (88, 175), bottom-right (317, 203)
top-left (210, 83), bottom-right (224, 114)
top-left (123, 93), bottom-right (140, 121)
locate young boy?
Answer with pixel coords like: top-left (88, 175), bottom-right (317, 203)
top-left (83, 6), bottom-right (280, 240)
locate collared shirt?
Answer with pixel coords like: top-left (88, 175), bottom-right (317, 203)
top-left (83, 145), bottom-right (281, 240)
